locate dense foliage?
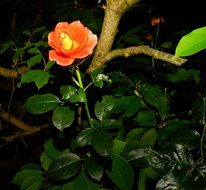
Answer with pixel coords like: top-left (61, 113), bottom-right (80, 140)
top-left (1, 0), bottom-right (206, 189)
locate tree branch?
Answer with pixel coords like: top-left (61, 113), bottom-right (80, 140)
top-left (0, 66), bottom-right (28, 78)
top-left (89, 46), bottom-right (187, 72)
top-left (0, 108), bottom-right (35, 132)
top-left (1, 124), bottom-right (49, 143)
top-left (88, 0), bottom-right (140, 72)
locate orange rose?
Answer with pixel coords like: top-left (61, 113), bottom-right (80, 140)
top-left (48, 21), bottom-right (98, 66)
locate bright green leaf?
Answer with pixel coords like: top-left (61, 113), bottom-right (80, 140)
top-left (175, 26), bottom-right (206, 57)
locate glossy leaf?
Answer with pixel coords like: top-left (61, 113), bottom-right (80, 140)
top-left (94, 95), bottom-right (115, 121)
top-left (76, 128), bottom-right (95, 147)
top-left (159, 127), bottom-right (200, 150)
top-left (106, 154), bottom-right (134, 190)
top-left (140, 83), bottom-right (165, 108)
top-left (156, 173), bottom-right (180, 190)
top-left (48, 152), bottom-right (81, 180)
top-left (25, 94), bottom-right (61, 114)
top-left (92, 130), bottom-right (113, 156)
top-left (175, 26), bottom-right (206, 56)
top-left (85, 158), bottom-right (104, 181)
top-left (60, 85), bottom-right (77, 101)
top-left (63, 172), bottom-right (100, 190)
top-left (44, 138), bottom-right (64, 159)
top-left (69, 88), bottom-right (86, 103)
top-left (52, 106), bottom-right (75, 131)
top-left (126, 148), bottom-right (149, 167)
top-left (148, 144), bottom-right (193, 173)
top-left (20, 176), bottom-right (44, 190)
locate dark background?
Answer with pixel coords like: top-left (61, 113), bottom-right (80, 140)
top-left (0, 0), bottom-right (206, 189)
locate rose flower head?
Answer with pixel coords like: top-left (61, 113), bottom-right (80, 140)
top-left (48, 21), bottom-right (98, 66)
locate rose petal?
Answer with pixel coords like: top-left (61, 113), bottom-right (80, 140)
top-left (49, 50), bottom-right (75, 66)
top-left (73, 30), bottom-right (98, 58)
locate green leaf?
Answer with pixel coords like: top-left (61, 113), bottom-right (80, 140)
top-left (192, 96), bottom-right (206, 125)
top-left (167, 68), bottom-right (192, 82)
top-left (20, 70), bottom-right (50, 89)
top-left (12, 169), bottom-right (43, 185)
top-left (140, 128), bottom-right (156, 147)
top-left (126, 148), bottom-right (149, 167)
top-left (45, 60), bottom-right (55, 70)
top-left (52, 106), bottom-right (75, 131)
top-left (0, 41), bottom-right (13, 54)
top-left (44, 138), bottom-right (63, 159)
top-left (40, 151), bottom-right (52, 171)
top-left (126, 128), bottom-right (148, 144)
top-left (48, 152), bottom-right (81, 180)
top-left (106, 154), bottom-right (134, 190)
top-left (175, 26), bottom-right (206, 57)
top-left (148, 145), bottom-right (193, 173)
top-left (27, 48), bottom-right (40, 54)
top-left (85, 158), bottom-right (104, 181)
top-left (69, 88), bottom-right (86, 103)
top-left (20, 176), bottom-right (44, 190)
top-left (112, 139), bottom-right (126, 155)
top-left (134, 110), bottom-right (156, 127)
top-left (138, 167), bottom-right (158, 190)
top-left (48, 185), bottom-right (63, 190)
top-left (94, 95), bottom-right (115, 121)
top-left (141, 84), bottom-right (165, 108)
top-left (60, 85), bottom-right (77, 101)
top-left (76, 128), bottom-right (95, 147)
top-left (25, 94), bottom-right (61, 114)
top-left (63, 172), bottom-right (100, 190)
top-left (92, 130), bottom-right (113, 156)
top-left (13, 47), bottom-right (24, 63)
top-left (27, 53), bottom-right (43, 67)
top-left (99, 119), bottom-right (121, 130)
top-left (158, 97), bottom-right (169, 120)
top-left (159, 127), bottom-right (200, 150)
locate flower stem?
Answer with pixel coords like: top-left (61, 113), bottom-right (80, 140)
top-left (75, 68), bottom-right (94, 128)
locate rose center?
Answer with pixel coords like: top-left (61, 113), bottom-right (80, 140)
top-left (59, 32), bottom-right (74, 50)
